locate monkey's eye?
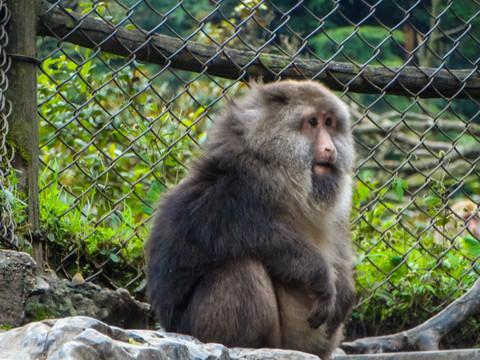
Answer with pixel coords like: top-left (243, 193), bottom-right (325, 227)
top-left (308, 117), bottom-right (318, 127)
top-left (325, 116), bottom-right (333, 127)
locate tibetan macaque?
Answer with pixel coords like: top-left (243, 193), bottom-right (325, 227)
top-left (434, 199), bottom-right (480, 245)
top-left (146, 80), bottom-right (356, 359)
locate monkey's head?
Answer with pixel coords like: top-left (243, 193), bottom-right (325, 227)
top-left (209, 80), bottom-right (354, 203)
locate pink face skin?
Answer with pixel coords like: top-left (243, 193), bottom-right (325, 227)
top-left (466, 216), bottom-right (480, 238)
top-left (302, 110), bottom-right (338, 176)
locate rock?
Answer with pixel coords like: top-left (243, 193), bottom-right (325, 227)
top-left (230, 348), bottom-right (320, 359)
top-left (0, 250), bottom-right (37, 327)
top-left (25, 275), bottom-right (152, 329)
top-left (0, 250), bottom-right (152, 329)
top-left (0, 316), bottom-right (321, 360)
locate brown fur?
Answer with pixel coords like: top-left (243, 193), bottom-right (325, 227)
top-left (147, 80), bottom-right (356, 359)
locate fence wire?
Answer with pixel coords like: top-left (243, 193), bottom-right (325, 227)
top-left (0, 1), bottom-right (18, 250)
top-left (3, 0), bottom-right (478, 342)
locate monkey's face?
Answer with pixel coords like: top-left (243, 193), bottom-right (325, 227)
top-left (302, 110), bottom-right (338, 176)
top-left (246, 81), bottom-right (354, 201)
top-left (299, 107), bottom-right (347, 202)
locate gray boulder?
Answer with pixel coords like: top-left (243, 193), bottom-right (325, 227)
top-left (0, 316), bottom-right (320, 360)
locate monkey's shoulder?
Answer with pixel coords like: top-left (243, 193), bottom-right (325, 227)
top-left (180, 154), bottom-right (280, 202)
top-left (156, 154), bottom-right (279, 234)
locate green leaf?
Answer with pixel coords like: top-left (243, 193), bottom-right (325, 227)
top-left (142, 205), bottom-right (154, 216)
top-left (357, 182), bottom-right (371, 201)
top-left (463, 237), bottom-right (480, 257)
top-left (424, 194), bottom-right (441, 208)
top-left (392, 178), bottom-right (408, 202)
top-left (446, 253), bottom-right (461, 267)
top-left (148, 181), bottom-right (165, 199)
top-left (390, 255), bottom-right (403, 267)
top-left (66, 61), bottom-right (77, 71)
top-left (109, 253), bottom-right (120, 263)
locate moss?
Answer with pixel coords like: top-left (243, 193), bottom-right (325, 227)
top-left (25, 301), bottom-right (57, 322)
top-left (5, 138), bottom-right (31, 163)
top-left (258, 53), bottom-right (291, 69)
top-left (0, 324), bottom-right (12, 331)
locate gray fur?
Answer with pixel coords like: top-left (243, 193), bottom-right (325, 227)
top-left (146, 80), bottom-right (355, 359)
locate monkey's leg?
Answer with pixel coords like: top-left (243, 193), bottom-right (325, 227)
top-left (276, 285), bottom-right (342, 359)
top-left (179, 258), bottom-right (281, 348)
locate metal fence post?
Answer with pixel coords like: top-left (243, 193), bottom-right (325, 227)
top-left (5, 0), bottom-right (41, 265)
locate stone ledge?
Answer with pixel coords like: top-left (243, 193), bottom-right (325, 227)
top-left (336, 349), bottom-right (480, 360)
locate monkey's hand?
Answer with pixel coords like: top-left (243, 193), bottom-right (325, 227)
top-left (307, 284), bottom-right (336, 329)
top-left (325, 277), bottom-right (355, 336)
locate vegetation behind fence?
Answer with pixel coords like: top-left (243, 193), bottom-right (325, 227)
top-left (0, 0), bottom-right (479, 347)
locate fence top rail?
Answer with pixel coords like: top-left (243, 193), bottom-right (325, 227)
top-left (39, 2), bottom-right (480, 99)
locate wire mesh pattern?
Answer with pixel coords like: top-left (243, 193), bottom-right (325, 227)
top-left (3, 0), bottom-right (480, 340)
top-left (0, 1), bottom-right (18, 250)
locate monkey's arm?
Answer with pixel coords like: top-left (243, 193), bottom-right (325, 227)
top-left (253, 224), bottom-right (338, 329)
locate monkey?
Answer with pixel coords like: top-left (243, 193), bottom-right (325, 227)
top-left (146, 80), bottom-right (356, 359)
top-left (434, 199), bottom-right (480, 245)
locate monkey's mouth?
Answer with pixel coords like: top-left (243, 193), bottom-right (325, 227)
top-left (313, 162), bottom-right (333, 175)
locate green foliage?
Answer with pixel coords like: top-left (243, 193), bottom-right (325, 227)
top-left (0, 169), bottom-right (32, 252)
top-left (38, 47), bottom-right (207, 192)
top-left (311, 26), bottom-right (405, 66)
top-left (39, 162), bottom-right (148, 282)
top-left (352, 177), bottom-right (479, 335)
top-left (0, 170), bottom-right (27, 226)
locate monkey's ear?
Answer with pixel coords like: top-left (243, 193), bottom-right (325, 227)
top-left (258, 83), bottom-right (288, 104)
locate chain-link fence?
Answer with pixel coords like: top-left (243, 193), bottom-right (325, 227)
top-left (2, 0), bottom-right (480, 344)
top-left (0, 1), bottom-right (18, 250)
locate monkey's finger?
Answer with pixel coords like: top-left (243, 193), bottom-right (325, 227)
top-left (307, 311), bottom-right (328, 329)
top-left (325, 320), bottom-right (339, 336)
top-left (307, 302), bottom-right (330, 329)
